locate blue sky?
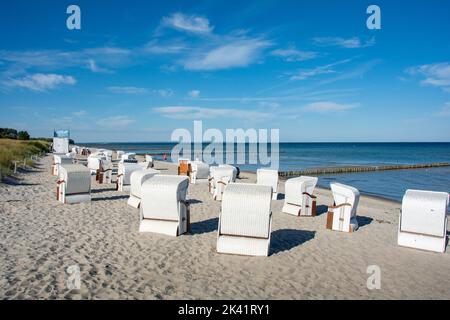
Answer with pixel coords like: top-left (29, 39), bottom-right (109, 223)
top-left (1, 0), bottom-right (449, 142)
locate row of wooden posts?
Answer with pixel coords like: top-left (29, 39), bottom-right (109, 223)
top-left (0, 151), bottom-right (46, 181)
top-left (279, 162), bottom-right (450, 178)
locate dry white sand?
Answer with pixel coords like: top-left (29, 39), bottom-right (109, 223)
top-left (0, 155), bottom-right (449, 299)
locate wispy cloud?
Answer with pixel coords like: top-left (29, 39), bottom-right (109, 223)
top-left (320, 59), bottom-right (380, 84)
top-left (161, 12), bottom-right (214, 34)
top-left (303, 101), bottom-right (359, 113)
top-left (290, 59), bottom-right (352, 80)
top-left (87, 59), bottom-right (112, 74)
top-left (406, 62), bottom-right (450, 92)
top-left (259, 101), bottom-right (280, 108)
top-left (96, 115), bottom-right (135, 128)
top-left (0, 47), bottom-right (131, 76)
top-left (183, 38), bottom-right (272, 70)
top-left (271, 46), bottom-right (318, 62)
top-left (5, 73), bottom-right (76, 91)
top-left (188, 90), bottom-right (200, 98)
top-left (157, 89), bottom-right (174, 97)
top-left (154, 106), bottom-right (271, 119)
top-left (143, 39), bottom-right (188, 54)
top-left (312, 36), bottom-right (375, 48)
top-left (72, 110), bottom-right (87, 117)
top-left (107, 86), bottom-right (148, 94)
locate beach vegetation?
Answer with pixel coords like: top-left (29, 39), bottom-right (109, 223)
top-left (0, 139), bottom-right (50, 177)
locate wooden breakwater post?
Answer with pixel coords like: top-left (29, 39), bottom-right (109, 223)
top-left (279, 162), bottom-right (450, 178)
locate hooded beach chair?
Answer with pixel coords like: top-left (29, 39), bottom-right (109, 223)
top-left (282, 176), bottom-right (318, 216)
top-left (209, 166), bottom-right (235, 201)
top-left (96, 159), bottom-right (113, 184)
top-left (256, 168), bottom-right (279, 200)
top-left (121, 153), bottom-right (136, 162)
top-left (127, 168), bottom-right (159, 208)
top-left (189, 160), bottom-right (210, 184)
top-left (326, 182), bottom-right (360, 233)
top-left (114, 150), bottom-right (125, 161)
top-left (139, 175), bottom-right (190, 236)
top-left (208, 165), bottom-right (237, 193)
top-left (144, 155), bottom-right (154, 168)
top-left (87, 155), bottom-right (104, 174)
top-left (177, 158), bottom-right (191, 176)
top-left (217, 183), bottom-right (273, 256)
top-left (116, 162), bottom-right (143, 192)
top-left (56, 164), bottom-right (91, 204)
top-left (52, 154), bottom-right (73, 176)
top-left (219, 164), bottom-right (238, 180)
top-left (398, 189), bottom-right (449, 253)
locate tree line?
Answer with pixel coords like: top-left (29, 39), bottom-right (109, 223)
top-left (0, 128), bottom-right (75, 144)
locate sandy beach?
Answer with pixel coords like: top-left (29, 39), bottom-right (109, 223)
top-left (0, 155), bottom-right (449, 300)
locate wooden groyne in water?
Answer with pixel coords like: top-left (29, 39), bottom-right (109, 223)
top-left (279, 162), bottom-right (450, 178)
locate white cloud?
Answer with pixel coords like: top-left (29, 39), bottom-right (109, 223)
top-left (433, 102), bottom-right (450, 117)
top-left (188, 90), bottom-right (200, 98)
top-left (72, 110), bottom-right (87, 117)
top-left (107, 86), bottom-right (148, 94)
top-left (96, 116), bottom-right (135, 128)
top-left (271, 47), bottom-right (318, 62)
top-left (290, 59), bottom-right (352, 80)
top-left (320, 59), bottom-right (380, 84)
top-left (259, 101), bottom-right (280, 108)
top-left (158, 89), bottom-right (174, 97)
top-left (143, 39), bottom-right (188, 54)
top-left (312, 37), bottom-right (375, 48)
top-left (87, 59), bottom-right (112, 73)
top-left (153, 106), bottom-right (270, 119)
top-left (406, 62), bottom-right (450, 91)
top-left (6, 73), bottom-right (76, 91)
top-left (0, 47), bottom-right (131, 76)
top-left (162, 12), bottom-right (213, 34)
top-left (303, 101), bottom-right (359, 113)
top-left (183, 38), bottom-right (272, 70)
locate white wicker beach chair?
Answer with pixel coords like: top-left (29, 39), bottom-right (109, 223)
top-left (115, 150), bottom-right (125, 161)
top-left (217, 183), bottom-right (273, 256)
top-left (52, 154), bottom-right (73, 176)
top-left (96, 159), bottom-right (113, 184)
top-left (127, 168), bottom-right (159, 208)
top-left (121, 153), bottom-right (136, 162)
top-left (56, 164), bottom-right (91, 204)
top-left (326, 182), bottom-right (360, 233)
top-left (190, 160), bottom-right (210, 184)
top-left (282, 176), bottom-right (318, 216)
top-left (87, 155), bottom-right (103, 175)
top-left (398, 189), bottom-right (449, 253)
top-left (209, 166), bottom-right (235, 201)
top-left (145, 155), bottom-right (154, 167)
top-left (219, 164), bottom-right (238, 181)
top-left (116, 162), bottom-right (143, 192)
top-left (137, 160), bottom-right (153, 169)
top-left (139, 175), bottom-right (190, 236)
top-left (257, 168), bottom-right (279, 200)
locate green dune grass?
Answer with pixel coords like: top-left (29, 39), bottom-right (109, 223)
top-left (0, 139), bottom-right (50, 177)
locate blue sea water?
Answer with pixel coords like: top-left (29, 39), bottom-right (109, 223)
top-left (84, 142), bottom-right (450, 202)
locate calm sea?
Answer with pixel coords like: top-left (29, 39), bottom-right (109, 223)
top-left (84, 142), bottom-right (450, 202)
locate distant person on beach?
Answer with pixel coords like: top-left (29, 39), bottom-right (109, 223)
top-left (163, 154), bottom-right (167, 161)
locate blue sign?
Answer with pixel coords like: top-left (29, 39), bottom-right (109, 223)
top-left (54, 130), bottom-right (70, 138)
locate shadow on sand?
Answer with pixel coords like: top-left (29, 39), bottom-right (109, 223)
top-left (92, 195), bottom-right (130, 201)
top-left (270, 229), bottom-right (316, 255)
top-left (357, 215), bottom-right (373, 228)
top-left (189, 217), bottom-right (219, 235)
top-left (1, 176), bottom-right (40, 186)
top-left (316, 205), bottom-right (328, 216)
